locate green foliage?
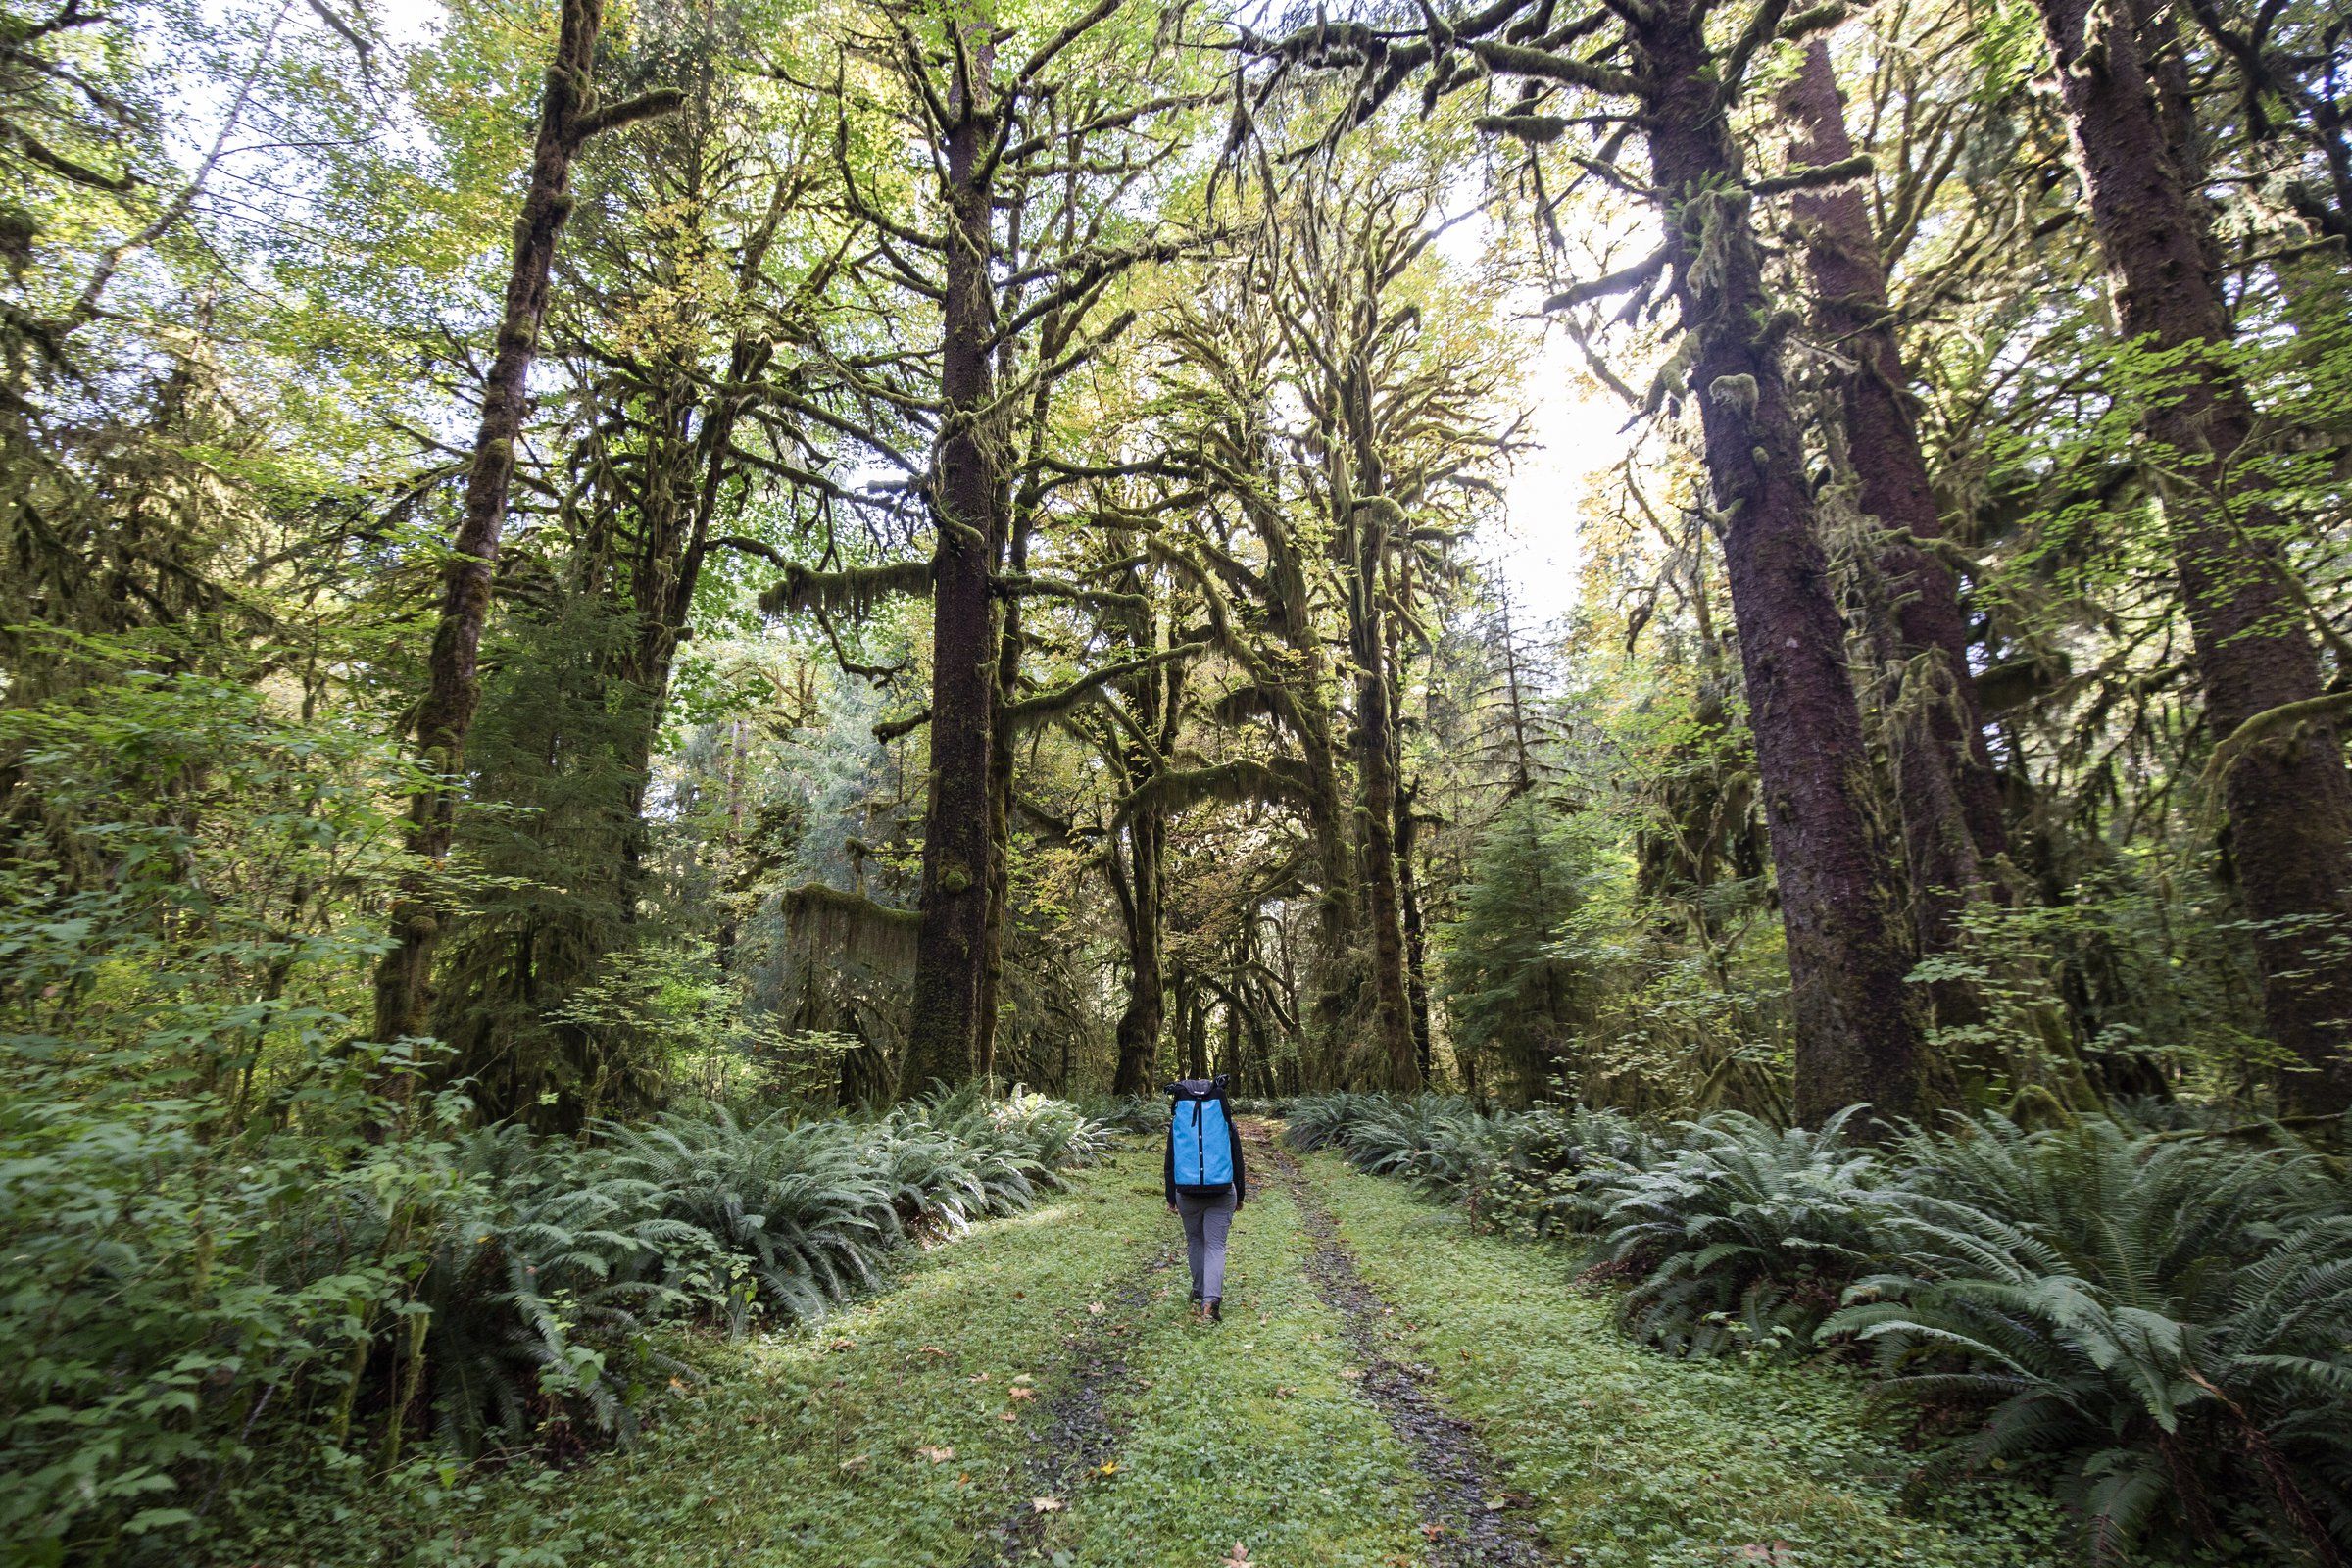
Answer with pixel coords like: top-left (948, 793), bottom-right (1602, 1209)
top-left (1589, 1108), bottom-right (1887, 1358)
top-left (1435, 796), bottom-right (1594, 1098)
top-left (1309, 1093), bottom-right (2352, 1562)
top-left (1307, 1147), bottom-right (2075, 1567)
top-left (1832, 1116), bottom-right (2352, 1561)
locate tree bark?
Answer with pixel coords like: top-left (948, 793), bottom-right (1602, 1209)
top-left (370, 0), bottom-right (673, 1057)
top-left (902, 27), bottom-right (1003, 1095)
top-left (1780, 38), bottom-right (2009, 934)
top-left (1637, 1), bottom-right (1931, 1126)
top-left (2038, 0), bottom-right (2352, 1115)
top-left (1342, 415), bottom-right (1421, 1090)
top-left (1110, 808), bottom-right (1166, 1095)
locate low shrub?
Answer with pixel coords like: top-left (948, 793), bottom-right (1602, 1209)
top-left (1831, 1114), bottom-right (2352, 1561)
top-left (1461, 1102), bottom-right (1663, 1239)
top-left (0, 1080), bottom-right (1109, 1564)
top-left (1588, 1107), bottom-right (1888, 1357)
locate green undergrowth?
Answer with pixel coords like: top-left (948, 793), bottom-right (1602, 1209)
top-left (286, 1150), bottom-right (1169, 1568)
top-left (1037, 1177), bottom-right (1428, 1568)
top-left (1294, 1150), bottom-right (2091, 1568)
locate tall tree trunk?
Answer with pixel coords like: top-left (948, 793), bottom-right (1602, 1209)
top-left (1782, 39), bottom-right (2007, 881)
top-left (1111, 806), bottom-right (1166, 1095)
top-left (1350, 564), bottom-right (1420, 1087)
top-left (976, 502), bottom-right (1030, 1088)
top-left (1779, 39), bottom-right (2008, 1040)
top-left (1637, 1), bottom-right (1931, 1126)
top-left (2038, 0), bottom-right (2352, 1115)
top-left (1344, 476), bottom-right (1421, 1087)
top-left (1388, 578), bottom-right (1433, 1081)
top-left (370, 0), bottom-right (673, 1057)
top-left (903, 31), bottom-right (1003, 1095)
top-left (1247, 481), bottom-right (1358, 1059)
top-left (1396, 778), bottom-right (1434, 1083)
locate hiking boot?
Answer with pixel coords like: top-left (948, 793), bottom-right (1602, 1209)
top-left (1206, 1298), bottom-right (1222, 1323)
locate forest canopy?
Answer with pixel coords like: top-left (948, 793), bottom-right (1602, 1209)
top-left (3, 0), bottom-right (2351, 1553)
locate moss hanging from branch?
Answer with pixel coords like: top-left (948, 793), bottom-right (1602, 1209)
top-left (2199, 692), bottom-right (2352, 799)
top-left (782, 883), bottom-right (921, 975)
top-left (1004, 642), bottom-right (1205, 729)
top-left (758, 559), bottom-right (934, 618)
top-left (1112, 759), bottom-right (1312, 831)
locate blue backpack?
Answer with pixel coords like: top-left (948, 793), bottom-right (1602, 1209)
top-left (1170, 1077), bottom-right (1235, 1190)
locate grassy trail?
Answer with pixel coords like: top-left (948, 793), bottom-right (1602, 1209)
top-left (395, 1127), bottom-right (2066, 1568)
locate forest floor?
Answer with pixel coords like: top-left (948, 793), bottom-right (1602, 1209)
top-left (369, 1122), bottom-right (2075, 1568)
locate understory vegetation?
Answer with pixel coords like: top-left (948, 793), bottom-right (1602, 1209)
top-left (1289, 1092), bottom-right (2352, 1561)
top-left (5, 0), bottom-right (2352, 1552)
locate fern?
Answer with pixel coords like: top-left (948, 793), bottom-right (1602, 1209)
top-left (1831, 1114), bottom-right (2352, 1561)
top-left (1588, 1108), bottom-right (1886, 1358)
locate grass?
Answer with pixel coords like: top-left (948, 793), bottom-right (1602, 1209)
top-left (1035, 1177), bottom-right (1429, 1568)
top-left (1293, 1148), bottom-right (2078, 1568)
top-left (304, 1151), bottom-right (1169, 1568)
top-left (263, 1131), bottom-right (2132, 1568)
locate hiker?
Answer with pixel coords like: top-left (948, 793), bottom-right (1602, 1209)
top-left (1164, 1075), bottom-right (1247, 1322)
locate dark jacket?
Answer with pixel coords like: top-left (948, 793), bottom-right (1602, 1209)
top-left (1163, 1078), bottom-right (1247, 1205)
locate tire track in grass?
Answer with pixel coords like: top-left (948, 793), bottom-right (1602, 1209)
top-left (1035, 1161), bottom-right (1430, 1568)
top-left (973, 1244), bottom-right (1177, 1565)
top-left (1250, 1123), bottom-right (1554, 1568)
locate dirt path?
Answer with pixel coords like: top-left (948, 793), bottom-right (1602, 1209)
top-left (1248, 1123), bottom-right (1553, 1568)
top-left (974, 1244), bottom-right (1178, 1564)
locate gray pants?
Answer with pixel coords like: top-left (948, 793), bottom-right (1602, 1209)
top-left (1176, 1188), bottom-right (1237, 1300)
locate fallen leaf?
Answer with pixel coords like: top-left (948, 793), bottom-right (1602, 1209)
top-left (838, 1454), bottom-right (870, 1473)
top-left (1008, 1386), bottom-right (1036, 1401)
top-left (1339, 1368), bottom-right (1364, 1382)
top-left (919, 1345), bottom-right (947, 1358)
top-left (1420, 1522), bottom-right (1446, 1541)
top-left (1030, 1496), bottom-right (1065, 1513)
top-left (666, 1376), bottom-right (687, 1392)
top-left (968, 1372), bottom-right (991, 1383)
top-left (1087, 1301), bottom-right (1105, 1315)
top-left (916, 1445), bottom-right (956, 1463)
top-left (1271, 1385), bottom-right (1298, 1399)
top-left (1012, 1372), bottom-right (1035, 1385)
top-left (1221, 1544), bottom-right (1252, 1567)
top-left (1000, 1410), bottom-right (1019, 1422)
top-left (1096, 1459), bottom-right (1119, 1477)
top-left (827, 1337), bottom-right (856, 1352)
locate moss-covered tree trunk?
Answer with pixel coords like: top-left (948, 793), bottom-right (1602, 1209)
top-left (371, 0), bottom-right (673, 1057)
top-left (1111, 803), bottom-right (1166, 1095)
top-left (2037, 0), bottom-right (2352, 1114)
top-left (1636, 1), bottom-right (1931, 1125)
top-left (903, 26), bottom-right (1003, 1095)
top-left (1779, 39), bottom-right (2008, 956)
top-left (1341, 452), bottom-right (1421, 1090)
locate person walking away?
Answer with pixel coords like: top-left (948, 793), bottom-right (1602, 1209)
top-left (1165, 1075), bottom-right (1247, 1321)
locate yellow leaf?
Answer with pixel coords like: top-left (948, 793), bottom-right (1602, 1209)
top-left (1030, 1496), bottom-right (1065, 1513)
